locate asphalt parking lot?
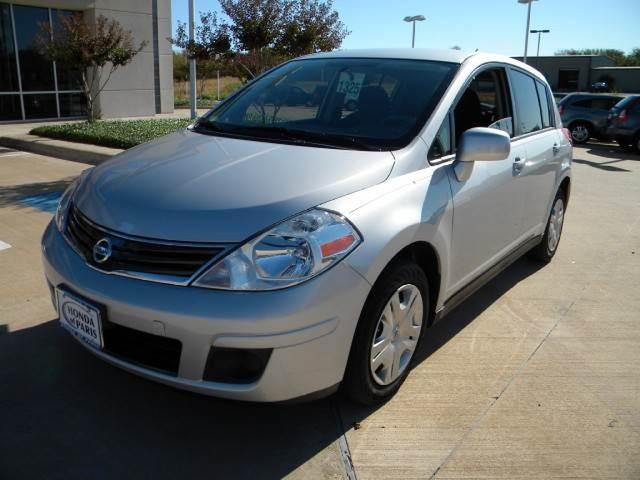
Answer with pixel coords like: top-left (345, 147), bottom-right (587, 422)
top-left (1, 143), bottom-right (639, 479)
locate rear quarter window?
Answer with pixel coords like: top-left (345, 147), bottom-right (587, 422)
top-left (535, 81), bottom-right (552, 128)
top-left (572, 99), bottom-right (592, 108)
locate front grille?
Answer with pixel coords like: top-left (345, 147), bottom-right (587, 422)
top-left (102, 320), bottom-right (182, 375)
top-left (65, 204), bottom-right (224, 278)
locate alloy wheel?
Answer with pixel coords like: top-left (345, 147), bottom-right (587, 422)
top-left (571, 125), bottom-right (589, 143)
top-left (370, 284), bottom-right (423, 386)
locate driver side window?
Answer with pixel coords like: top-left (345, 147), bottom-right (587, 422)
top-left (453, 67), bottom-right (513, 143)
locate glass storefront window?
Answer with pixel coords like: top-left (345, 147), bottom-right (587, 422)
top-left (59, 92), bottom-right (86, 117)
top-left (0, 3), bottom-right (84, 121)
top-left (0, 94), bottom-right (21, 121)
top-left (23, 93), bottom-right (57, 119)
top-left (13, 4), bottom-right (55, 92)
top-left (0, 3), bottom-right (19, 92)
top-left (52, 9), bottom-right (83, 91)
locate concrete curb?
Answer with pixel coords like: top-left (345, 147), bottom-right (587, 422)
top-left (0, 134), bottom-right (122, 165)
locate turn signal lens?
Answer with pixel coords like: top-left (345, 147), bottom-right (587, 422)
top-left (320, 234), bottom-right (357, 257)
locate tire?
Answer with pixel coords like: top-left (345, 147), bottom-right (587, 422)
top-left (529, 190), bottom-right (566, 263)
top-left (569, 122), bottom-right (591, 144)
top-left (617, 138), bottom-right (633, 151)
top-left (342, 260), bottom-right (429, 405)
top-left (634, 133), bottom-right (640, 154)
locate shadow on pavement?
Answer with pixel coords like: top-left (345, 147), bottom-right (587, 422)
top-left (0, 258), bottom-right (542, 480)
top-left (571, 142), bottom-right (637, 172)
top-left (0, 178), bottom-right (74, 212)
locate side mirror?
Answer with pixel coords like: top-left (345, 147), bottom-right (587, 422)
top-left (454, 127), bottom-right (511, 182)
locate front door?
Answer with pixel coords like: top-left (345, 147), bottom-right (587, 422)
top-left (443, 66), bottom-right (528, 296)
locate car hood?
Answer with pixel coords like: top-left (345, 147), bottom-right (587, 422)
top-left (74, 130), bottom-right (395, 242)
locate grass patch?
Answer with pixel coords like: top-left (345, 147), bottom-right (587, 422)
top-left (30, 119), bottom-right (192, 149)
top-left (174, 97), bottom-right (218, 109)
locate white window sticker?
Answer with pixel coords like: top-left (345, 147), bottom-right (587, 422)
top-left (336, 72), bottom-right (365, 101)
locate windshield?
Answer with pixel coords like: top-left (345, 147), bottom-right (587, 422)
top-left (198, 58), bottom-right (459, 150)
top-left (611, 95), bottom-right (637, 110)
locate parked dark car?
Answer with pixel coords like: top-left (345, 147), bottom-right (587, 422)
top-left (558, 93), bottom-right (625, 144)
top-left (607, 95), bottom-right (640, 152)
top-left (590, 81), bottom-right (610, 93)
top-left (553, 92), bottom-right (569, 104)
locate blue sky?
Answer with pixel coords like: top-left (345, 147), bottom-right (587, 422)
top-left (171, 0), bottom-right (640, 57)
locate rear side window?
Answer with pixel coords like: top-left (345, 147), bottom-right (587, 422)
top-left (574, 97), bottom-right (622, 110)
top-left (535, 81), bottom-right (552, 128)
top-left (510, 69), bottom-right (542, 135)
top-left (572, 99), bottom-right (592, 108)
top-left (592, 97), bottom-right (621, 110)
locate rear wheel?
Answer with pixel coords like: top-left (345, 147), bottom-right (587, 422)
top-left (342, 261), bottom-right (429, 405)
top-left (634, 133), bottom-right (640, 153)
top-left (570, 122), bottom-right (591, 144)
top-left (616, 138), bottom-right (632, 151)
top-left (529, 190), bottom-right (566, 263)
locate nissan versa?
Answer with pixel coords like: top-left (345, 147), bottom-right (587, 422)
top-left (42, 49), bottom-right (572, 404)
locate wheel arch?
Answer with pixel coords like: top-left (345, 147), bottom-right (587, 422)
top-left (568, 119), bottom-right (595, 139)
top-left (370, 241), bottom-right (442, 327)
top-left (559, 176), bottom-right (571, 207)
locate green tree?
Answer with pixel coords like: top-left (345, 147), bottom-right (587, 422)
top-left (171, 11), bottom-right (233, 96)
top-left (277, 0), bottom-right (349, 58)
top-left (171, 11), bottom-right (231, 61)
top-left (37, 13), bottom-right (146, 121)
top-left (554, 48), bottom-right (640, 66)
top-left (219, 0), bottom-right (348, 80)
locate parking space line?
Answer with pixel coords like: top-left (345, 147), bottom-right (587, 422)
top-left (0, 240), bottom-right (11, 251)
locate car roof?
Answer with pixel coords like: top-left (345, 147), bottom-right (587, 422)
top-left (298, 48), bottom-right (548, 82)
top-left (300, 48), bottom-right (475, 64)
top-left (561, 92), bottom-right (628, 101)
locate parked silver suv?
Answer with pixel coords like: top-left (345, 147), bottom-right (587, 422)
top-left (42, 49), bottom-right (572, 404)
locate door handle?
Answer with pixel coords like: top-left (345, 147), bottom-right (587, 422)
top-left (513, 156), bottom-right (524, 174)
top-left (552, 144), bottom-right (560, 155)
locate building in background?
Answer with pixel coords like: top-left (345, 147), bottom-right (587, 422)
top-left (0, 0), bottom-right (173, 122)
top-left (514, 55), bottom-right (640, 93)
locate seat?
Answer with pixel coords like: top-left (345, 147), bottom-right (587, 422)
top-left (454, 89), bottom-right (483, 141)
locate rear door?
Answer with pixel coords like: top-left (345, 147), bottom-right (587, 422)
top-left (590, 96), bottom-right (624, 133)
top-left (507, 69), bottom-right (560, 234)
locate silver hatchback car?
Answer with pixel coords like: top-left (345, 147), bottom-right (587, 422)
top-left (42, 49), bottom-right (572, 404)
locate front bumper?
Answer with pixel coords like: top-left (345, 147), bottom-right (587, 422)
top-left (42, 222), bottom-right (371, 402)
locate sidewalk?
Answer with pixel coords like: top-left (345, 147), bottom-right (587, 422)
top-left (0, 109), bottom-right (210, 164)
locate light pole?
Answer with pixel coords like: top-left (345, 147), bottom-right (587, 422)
top-left (188, 0), bottom-right (197, 119)
top-left (530, 29), bottom-right (550, 56)
top-left (403, 15), bottom-right (426, 48)
top-left (518, 0), bottom-right (538, 63)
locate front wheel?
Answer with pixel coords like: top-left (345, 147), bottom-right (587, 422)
top-left (342, 261), bottom-right (429, 405)
top-left (529, 191), bottom-right (566, 263)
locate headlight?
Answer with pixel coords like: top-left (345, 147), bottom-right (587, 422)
top-left (55, 169), bottom-right (90, 231)
top-left (55, 179), bottom-right (78, 232)
top-left (193, 209), bottom-right (361, 291)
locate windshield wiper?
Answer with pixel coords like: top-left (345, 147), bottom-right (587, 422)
top-left (235, 125), bottom-right (383, 151)
top-left (192, 118), bottom-right (230, 133)
top-left (193, 121), bottom-right (380, 151)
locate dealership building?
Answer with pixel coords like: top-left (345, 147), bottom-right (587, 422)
top-left (0, 0), bottom-right (173, 122)
top-left (513, 55), bottom-right (640, 93)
